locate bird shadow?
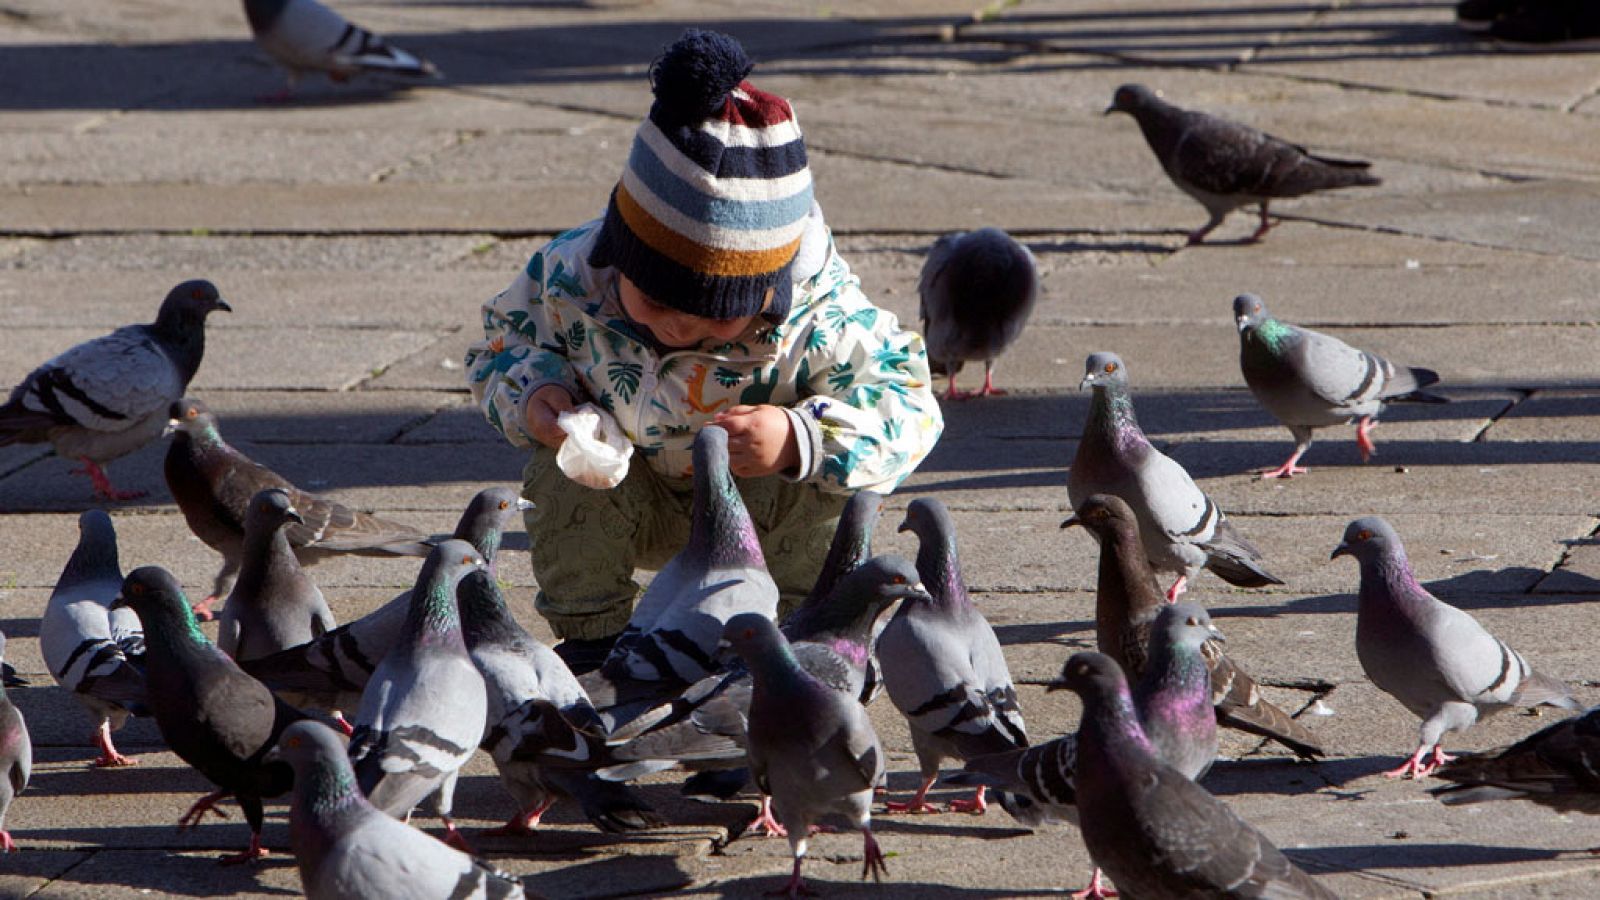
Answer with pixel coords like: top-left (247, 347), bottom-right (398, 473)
top-left (1290, 841), bottom-right (1573, 874)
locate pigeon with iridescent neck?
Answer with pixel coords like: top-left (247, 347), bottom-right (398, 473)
top-left (219, 488), bottom-right (336, 663)
top-left (725, 612), bottom-right (889, 898)
top-left (112, 566), bottom-right (304, 865)
top-left (348, 540), bottom-right (487, 850)
top-left (949, 604), bottom-right (1222, 900)
top-left (919, 228), bottom-right (1039, 400)
top-left (1067, 494), bottom-right (1324, 759)
top-left (0, 280), bottom-right (230, 501)
top-left (1069, 352), bottom-right (1281, 600)
top-left (1234, 293), bottom-right (1446, 479)
top-left (1062, 652), bottom-right (1336, 899)
top-left (41, 510), bottom-right (147, 768)
top-left (165, 396), bottom-right (433, 618)
top-left (241, 487), bottom-right (529, 715)
top-left (878, 497), bottom-right (1027, 815)
top-left (272, 720), bottom-right (525, 900)
top-left (0, 631), bottom-right (30, 854)
top-left (1333, 516), bottom-right (1576, 779)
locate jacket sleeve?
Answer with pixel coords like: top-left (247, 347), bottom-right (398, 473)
top-left (463, 249), bottom-right (585, 448)
top-left (791, 290), bottom-right (945, 494)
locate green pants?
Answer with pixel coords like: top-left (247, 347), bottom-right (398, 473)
top-left (521, 444), bottom-right (850, 640)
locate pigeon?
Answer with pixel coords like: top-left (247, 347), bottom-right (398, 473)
top-left (348, 540), bottom-right (487, 850)
top-left (219, 489), bottom-right (336, 664)
top-left (1105, 83), bottom-right (1381, 245)
top-left (724, 612), bottom-right (889, 898)
top-left (1065, 493), bottom-right (1324, 759)
top-left (112, 566), bottom-right (305, 864)
top-left (584, 425), bottom-right (779, 726)
top-left (459, 567), bottom-right (662, 836)
top-left (0, 280), bottom-right (229, 501)
top-left (240, 487), bottom-right (528, 714)
top-left (164, 396), bottom-right (433, 616)
top-left (0, 631), bottom-right (31, 854)
top-left (1431, 705), bottom-right (1600, 812)
top-left (949, 604), bottom-right (1223, 900)
top-left (1069, 351), bottom-right (1282, 600)
top-left (877, 497), bottom-right (1027, 815)
top-left (271, 720), bottom-right (526, 900)
top-left (1234, 293), bottom-right (1447, 479)
top-left (242, 0), bottom-right (441, 101)
top-left (1062, 651), bottom-right (1337, 899)
top-left (918, 227), bottom-right (1039, 400)
top-left (1333, 516), bottom-right (1578, 779)
top-left (40, 509), bottom-right (147, 768)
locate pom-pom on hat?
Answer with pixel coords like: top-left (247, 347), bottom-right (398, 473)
top-left (590, 29), bottom-right (814, 322)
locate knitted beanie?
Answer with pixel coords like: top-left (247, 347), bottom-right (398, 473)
top-left (589, 29), bottom-right (814, 322)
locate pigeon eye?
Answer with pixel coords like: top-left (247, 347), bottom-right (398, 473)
top-left (129, 583), bottom-right (145, 596)
top-left (1186, 616), bottom-right (1199, 627)
top-left (1103, 362), bottom-right (1117, 374)
top-left (191, 287), bottom-right (207, 300)
top-left (1252, 303), bottom-right (1261, 313)
top-left (891, 575), bottom-right (906, 585)
top-left (498, 500), bottom-right (510, 510)
top-left (742, 628), bottom-right (755, 641)
top-left (286, 735), bottom-right (302, 749)
top-left (185, 407), bottom-right (198, 419)
top-left (1356, 529), bottom-right (1372, 542)
top-left (461, 554), bottom-right (474, 564)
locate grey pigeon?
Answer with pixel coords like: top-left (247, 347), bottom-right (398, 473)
top-left (1234, 293), bottom-right (1447, 478)
top-left (459, 567), bottom-right (662, 836)
top-left (918, 227), bottom-right (1039, 400)
top-left (272, 720), bottom-right (526, 900)
top-left (878, 497), bottom-right (1027, 815)
top-left (1066, 494), bottom-right (1324, 758)
top-left (1333, 516), bottom-right (1578, 779)
top-left (240, 487), bottom-right (528, 715)
top-left (243, 0), bottom-right (440, 101)
top-left (349, 540), bottom-right (487, 850)
top-left (165, 396), bottom-right (433, 616)
top-left (0, 631), bottom-right (31, 854)
top-left (724, 612), bottom-right (889, 898)
top-left (1106, 83), bottom-right (1381, 245)
top-left (584, 425), bottom-right (779, 726)
top-left (112, 566), bottom-right (305, 864)
top-left (1069, 352), bottom-right (1282, 600)
top-left (1063, 652), bottom-right (1336, 899)
top-left (1431, 705), bottom-right (1600, 813)
top-left (40, 510), bottom-right (148, 768)
top-left (949, 604), bottom-right (1222, 899)
top-left (219, 489), bottom-right (336, 664)
top-left (0, 280), bottom-right (229, 501)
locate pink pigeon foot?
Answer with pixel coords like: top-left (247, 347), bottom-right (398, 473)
top-left (1163, 575), bottom-right (1188, 604)
top-left (92, 721), bottom-right (137, 767)
top-left (0, 830), bottom-right (14, 853)
top-left (219, 832), bottom-right (268, 866)
top-left (1071, 867), bottom-right (1119, 899)
top-left (947, 785), bottom-right (988, 814)
top-left (861, 828), bottom-right (890, 883)
top-left (441, 817), bottom-right (477, 854)
top-left (975, 366), bottom-right (1007, 398)
top-left (751, 796), bottom-right (787, 837)
top-left (1258, 451), bottom-right (1309, 480)
top-left (1247, 204), bottom-right (1275, 243)
top-left (883, 776), bottom-right (940, 814)
top-left (767, 858), bottom-right (816, 897)
top-left (178, 790), bottom-right (232, 830)
top-left (483, 800), bottom-right (553, 837)
top-left (190, 595), bottom-right (219, 622)
top-left (330, 710), bottom-right (355, 737)
top-left (943, 371), bottom-right (977, 402)
top-left (73, 460), bottom-right (146, 502)
top-left (1356, 416), bottom-right (1379, 462)
top-left (1382, 745), bottom-right (1456, 780)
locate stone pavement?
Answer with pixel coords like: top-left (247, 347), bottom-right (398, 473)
top-left (2, 0), bottom-right (1600, 896)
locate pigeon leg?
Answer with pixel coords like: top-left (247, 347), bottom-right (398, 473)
top-left (483, 798), bottom-right (555, 837)
top-left (1257, 449), bottom-right (1309, 480)
top-left (944, 371), bottom-right (975, 402)
top-left (976, 362), bottom-right (1007, 398)
top-left (72, 459), bottom-right (146, 502)
top-left (1070, 867), bottom-right (1119, 899)
top-left (1186, 211), bottom-right (1227, 245)
top-left (0, 830), bottom-right (13, 853)
top-left (330, 710), bottom-right (355, 737)
top-left (190, 595), bottom-right (220, 622)
top-left (177, 790), bottom-right (233, 829)
top-left (440, 816), bottom-right (477, 854)
top-left (883, 775), bottom-right (940, 814)
top-left (1355, 416), bottom-right (1379, 462)
top-left (1248, 201), bottom-right (1275, 243)
top-left (91, 720), bottom-right (137, 767)
top-left (751, 795), bottom-right (788, 837)
top-left (1381, 744), bottom-right (1450, 780)
top-left (767, 857), bottom-right (816, 898)
top-left (218, 831), bottom-right (269, 866)
top-left (947, 784), bottom-right (988, 814)
top-left (1163, 575), bottom-right (1188, 604)
top-left (861, 828), bottom-right (889, 883)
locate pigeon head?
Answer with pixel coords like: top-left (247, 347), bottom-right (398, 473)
top-left (1079, 352), bottom-right (1130, 392)
top-left (1232, 293), bottom-right (1273, 333)
top-left (1049, 651), bottom-right (1129, 699)
top-left (721, 612), bottom-right (785, 663)
top-left (800, 554), bottom-right (929, 639)
top-left (269, 719), bottom-right (347, 772)
top-left (690, 424), bottom-right (765, 568)
top-left (405, 539), bottom-right (486, 639)
top-left (453, 486), bottom-right (533, 566)
top-left (113, 566), bottom-right (207, 646)
top-left (806, 489), bottom-right (884, 607)
top-left (1330, 516), bottom-right (1404, 564)
top-left (64, 509), bottom-right (121, 581)
top-left (1062, 493), bottom-right (1140, 541)
top-left (456, 568), bottom-right (520, 650)
top-left (1105, 84), bottom-right (1162, 117)
top-left (1153, 602), bottom-right (1224, 651)
top-left (246, 488), bottom-right (303, 532)
top-left (154, 279), bottom-right (231, 330)
top-left (269, 720), bottom-right (364, 819)
top-left (165, 397), bottom-right (221, 440)
top-left (897, 497), bottom-right (967, 606)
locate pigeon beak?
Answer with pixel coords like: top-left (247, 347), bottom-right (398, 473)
top-left (263, 744), bottom-right (283, 764)
top-left (110, 592), bottom-right (128, 610)
top-left (896, 519), bottom-right (912, 534)
top-left (1208, 625), bottom-right (1227, 644)
top-left (1046, 679), bottom-right (1067, 693)
top-left (1077, 374), bottom-right (1094, 390)
top-left (285, 507), bottom-right (304, 525)
top-left (1060, 514), bottom-right (1080, 530)
top-left (1234, 316), bottom-right (1250, 333)
top-left (1330, 543), bottom-right (1351, 561)
top-left (1101, 103), bottom-right (1117, 116)
top-left (163, 418), bottom-right (180, 437)
top-left (516, 498), bottom-right (536, 511)
top-left (215, 299), bottom-right (233, 313)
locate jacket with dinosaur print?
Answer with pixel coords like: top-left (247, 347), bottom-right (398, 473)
top-left (465, 213), bottom-right (943, 494)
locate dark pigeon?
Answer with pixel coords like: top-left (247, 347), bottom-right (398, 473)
top-left (112, 566), bottom-right (305, 864)
top-left (164, 396), bottom-right (433, 616)
top-left (219, 489), bottom-right (336, 664)
top-left (1432, 705), bottom-right (1600, 813)
top-left (918, 228), bottom-right (1039, 400)
top-left (1106, 83), bottom-right (1381, 245)
top-left (1234, 293), bottom-right (1446, 479)
top-left (0, 280), bottom-right (229, 500)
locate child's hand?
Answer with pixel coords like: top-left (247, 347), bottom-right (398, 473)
top-left (715, 405), bottom-right (799, 478)
top-left (525, 385), bottom-right (577, 449)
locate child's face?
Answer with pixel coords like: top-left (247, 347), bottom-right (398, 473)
top-left (618, 274), bottom-right (757, 349)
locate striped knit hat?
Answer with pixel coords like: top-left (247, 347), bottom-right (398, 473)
top-left (590, 30), bottom-right (814, 322)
